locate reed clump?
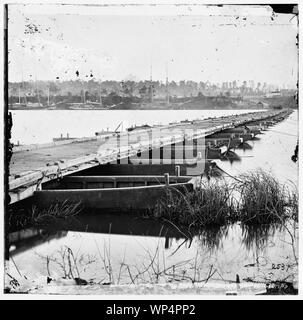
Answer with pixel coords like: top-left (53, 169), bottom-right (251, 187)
top-left (30, 200), bottom-right (82, 225)
top-left (236, 170), bottom-right (296, 224)
top-left (288, 190), bottom-right (298, 222)
top-left (151, 170), bottom-right (298, 227)
top-left (152, 182), bottom-right (236, 228)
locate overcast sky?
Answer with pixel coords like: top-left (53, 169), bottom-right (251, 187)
top-left (8, 4), bottom-right (298, 88)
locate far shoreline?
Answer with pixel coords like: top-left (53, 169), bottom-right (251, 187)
top-left (9, 106), bottom-right (266, 111)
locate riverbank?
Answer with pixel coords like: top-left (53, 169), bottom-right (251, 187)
top-left (4, 271), bottom-right (268, 295)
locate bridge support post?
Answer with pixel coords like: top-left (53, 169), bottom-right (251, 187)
top-left (183, 136), bottom-right (186, 161)
top-left (149, 148), bottom-right (153, 165)
top-left (175, 165), bottom-right (180, 177)
top-left (193, 138), bottom-right (197, 157)
top-left (171, 137), bottom-right (175, 164)
top-left (160, 146), bottom-right (163, 164)
top-left (164, 173), bottom-right (169, 186)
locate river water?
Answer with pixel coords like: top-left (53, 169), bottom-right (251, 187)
top-left (7, 109), bottom-right (298, 292)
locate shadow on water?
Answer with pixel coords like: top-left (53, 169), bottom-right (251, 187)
top-left (9, 228), bottom-right (68, 257)
top-left (236, 142), bottom-right (253, 150)
top-left (220, 150), bottom-right (242, 164)
top-left (9, 212), bottom-right (187, 257)
top-left (9, 211), bottom-right (290, 258)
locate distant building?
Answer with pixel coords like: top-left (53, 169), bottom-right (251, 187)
top-left (127, 124), bottom-right (151, 132)
top-left (257, 101), bottom-right (269, 108)
top-left (265, 91), bottom-right (282, 98)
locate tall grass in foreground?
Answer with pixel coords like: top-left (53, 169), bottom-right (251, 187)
top-left (236, 170), bottom-right (298, 224)
top-left (8, 200), bottom-right (82, 230)
top-left (150, 170), bottom-right (298, 227)
top-left (30, 200), bottom-right (82, 225)
top-left (152, 182), bottom-right (236, 229)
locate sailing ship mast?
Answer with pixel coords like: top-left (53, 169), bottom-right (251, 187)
top-left (99, 79), bottom-right (103, 106)
top-left (35, 74), bottom-right (41, 106)
top-left (18, 85), bottom-right (21, 104)
top-left (47, 85), bottom-right (50, 106)
top-left (165, 63), bottom-right (169, 105)
top-left (21, 69), bottom-right (27, 105)
top-left (82, 79), bottom-right (86, 104)
top-left (149, 64), bottom-right (153, 102)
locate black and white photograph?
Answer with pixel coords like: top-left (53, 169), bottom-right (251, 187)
top-left (2, 1), bottom-right (300, 298)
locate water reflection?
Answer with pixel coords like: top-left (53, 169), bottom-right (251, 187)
top-left (10, 214), bottom-right (292, 256)
top-left (236, 142), bottom-right (253, 150)
top-left (196, 224), bottom-right (230, 252)
top-left (240, 223), bottom-right (284, 252)
top-left (9, 228), bottom-right (68, 256)
top-left (221, 150), bottom-right (242, 163)
top-left (8, 212), bottom-right (297, 288)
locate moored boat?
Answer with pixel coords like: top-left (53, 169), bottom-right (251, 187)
top-left (33, 174), bottom-right (197, 211)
